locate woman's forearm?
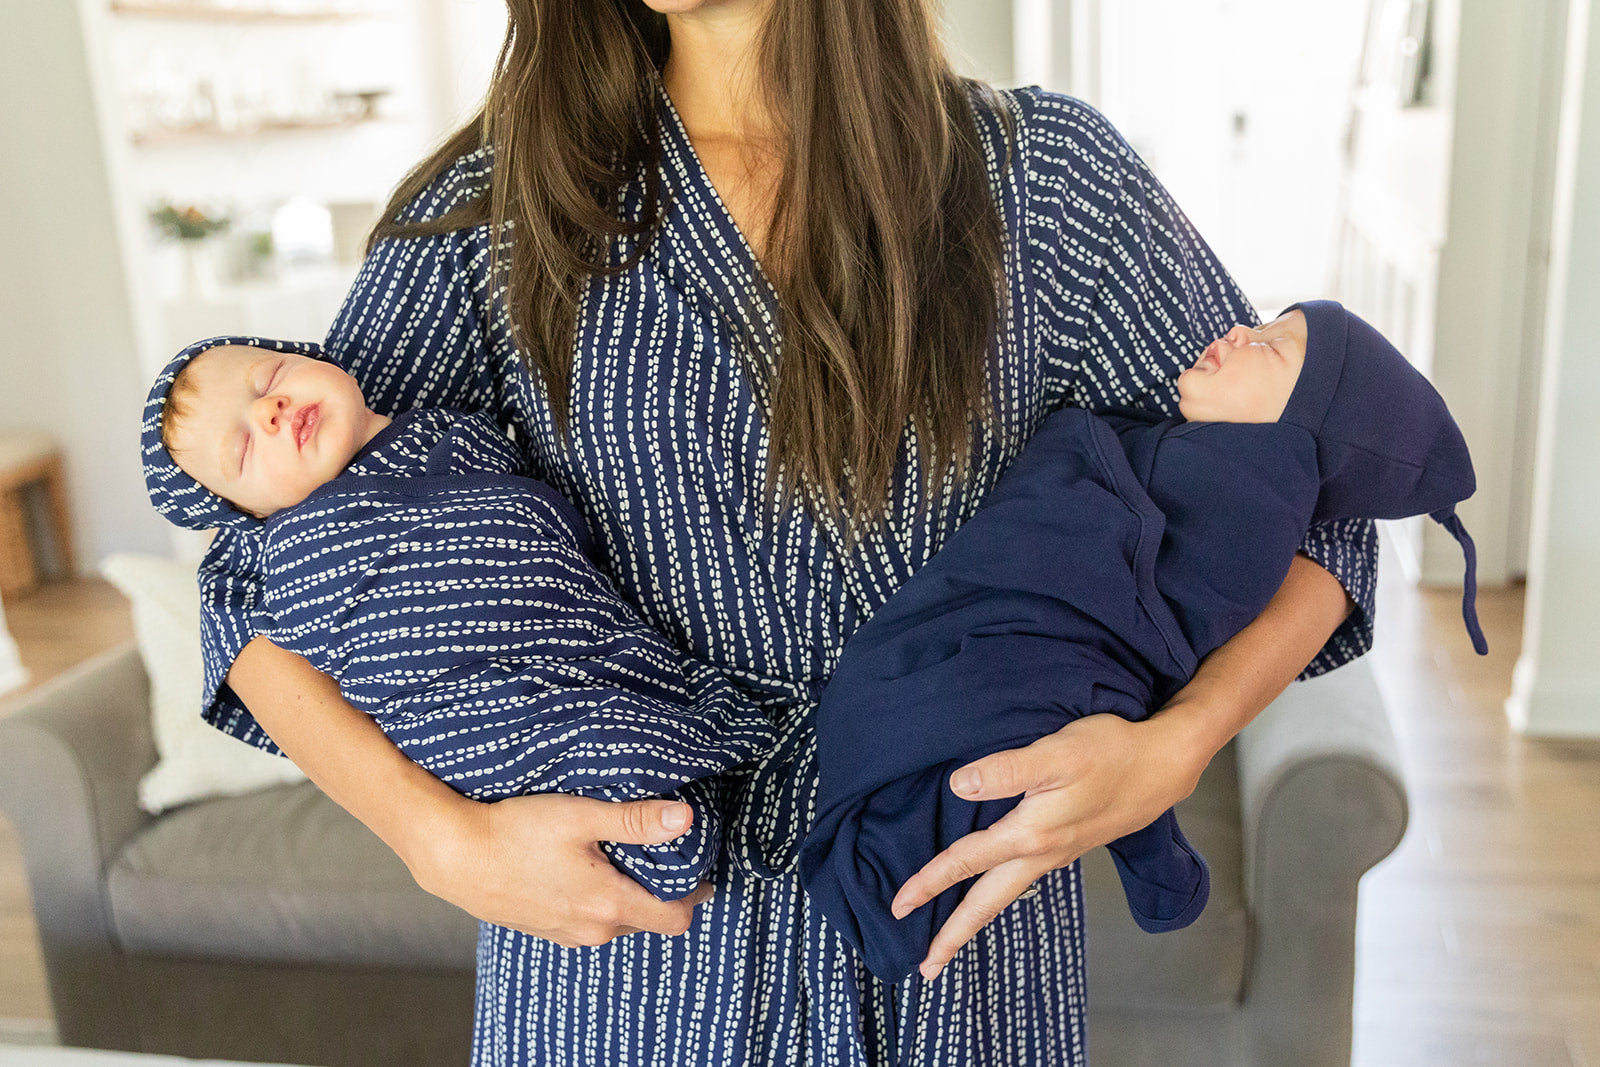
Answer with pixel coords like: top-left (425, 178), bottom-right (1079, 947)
top-left (1152, 552), bottom-right (1356, 784)
top-left (226, 636), bottom-right (711, 940)
top-left (226, 635), bottom-right (472, 880)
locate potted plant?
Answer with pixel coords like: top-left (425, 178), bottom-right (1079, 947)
top-left (150, 202), bottom-right (231, 297)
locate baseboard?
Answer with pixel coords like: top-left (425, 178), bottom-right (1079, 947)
top-left (0, 1016), bottom-right (58, 1046)
top-left (1506, 655), bottom-right (1600, 737)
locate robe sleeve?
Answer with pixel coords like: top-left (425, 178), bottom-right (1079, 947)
top-left (196, 151), bottom-right (507, 748)
top-left (1016, 88), bottom-right (1375, 676)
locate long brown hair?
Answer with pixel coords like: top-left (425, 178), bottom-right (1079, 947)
top-left (373, 0), bottom-right (1007, 524)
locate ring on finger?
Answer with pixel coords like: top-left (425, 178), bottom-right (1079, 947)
top-left (1016, 882), bottom-right (1041, 901)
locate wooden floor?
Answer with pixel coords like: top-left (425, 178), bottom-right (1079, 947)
top-left (1354, 548), bottom-right (1600, 1066)
top-left (0, 556), bottom-right (1596, 1062)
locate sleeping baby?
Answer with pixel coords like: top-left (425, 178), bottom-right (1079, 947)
top-left (141, 336), bottom-right (777, 901)
top-left (800, 300), bottom-right (1486, 981)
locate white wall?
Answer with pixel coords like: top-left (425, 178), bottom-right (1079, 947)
top-left (0, 0), bottom-right (171, 568)
top-left (942, 0), bottom-right (1016, 85)
top-left (1425, 0), bottom-right (1568, 588)
top-left (0, 0), bottom-right (508, 573)
top-left (987, 0), bottom-right (1370, 314)
top-left (418, 0), bottom-right (506, 131)
top-left (1507, 0), bottom-right (1600, 738)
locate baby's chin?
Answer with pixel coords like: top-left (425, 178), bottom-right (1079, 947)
top-left (1175, 388), bottom-right (1200, 422)
top-left (1175, 369), bottom-right (1203, 413)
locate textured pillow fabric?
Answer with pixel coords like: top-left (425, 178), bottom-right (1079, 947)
top-left (101, 552), bottom-right (306, 813)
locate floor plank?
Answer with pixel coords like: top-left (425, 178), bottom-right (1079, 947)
top-left (0, 579), bottom-right (131, 715)
top-left (1354, 536), bottom-right (1600, 1067)
top-left (0, 792), bottom-right (52, 1022)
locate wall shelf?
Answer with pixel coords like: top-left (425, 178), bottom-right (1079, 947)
top-left (130, 113), bottom-right (385, 146)
top-left (109, 2), bottom-right (368, 23)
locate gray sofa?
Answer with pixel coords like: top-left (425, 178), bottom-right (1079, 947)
top-left (0, 642), bottom-right (1406, 1066)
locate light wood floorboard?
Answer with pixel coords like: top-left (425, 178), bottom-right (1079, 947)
top-left (1354, 538), bottom-right (1600, 1067)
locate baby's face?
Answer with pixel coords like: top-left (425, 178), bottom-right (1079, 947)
top-left (168, 345), bottom-right (386, 519)
top-left (1176, 309), bottom-right (1307, 423)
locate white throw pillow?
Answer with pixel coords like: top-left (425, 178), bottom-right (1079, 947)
top-left (101, 552), bottom-right (307, 813)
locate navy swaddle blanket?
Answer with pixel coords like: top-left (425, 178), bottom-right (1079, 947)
top-left (801, 301), bottom-right (1485, 981)
top-left (141, 338), bottom-right (776, 901)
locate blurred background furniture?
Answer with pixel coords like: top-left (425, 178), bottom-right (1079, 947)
top-left (0, 645), bottom-right (476, 1067)
top-left (0, 642), bottom-right (1405, 1066)
top-left (1083, 659), bottom-right (1408, 1065)
top-left (0, 433), bottom-right (74, 599)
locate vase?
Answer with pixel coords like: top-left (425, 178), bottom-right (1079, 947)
top-left (181, 239), bottom-right (221, 299)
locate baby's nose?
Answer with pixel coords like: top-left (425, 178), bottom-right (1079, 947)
top-left (254, 395), bottom-right (288, 428)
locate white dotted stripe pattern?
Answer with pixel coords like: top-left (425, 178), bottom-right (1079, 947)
top-left (191, 86), bottom-right (1376, 1066)
top-left (253, 408), bottom-right (775, 899)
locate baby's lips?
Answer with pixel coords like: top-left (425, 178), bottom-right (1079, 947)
top-left (292, 404), bottom-right (320, 450)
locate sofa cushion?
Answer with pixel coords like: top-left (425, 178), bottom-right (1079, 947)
top-left (100, 552), bottom-right (308, 814)
top-left (106, 781), bottom-right (478, 969)
top-left (1082, 743), bottom-right (1248, 1008)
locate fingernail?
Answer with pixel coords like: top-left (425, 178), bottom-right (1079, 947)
top-left (920, 962), bottom-right (943, 982)
top-left (952, 768), bottom-right (980, 796)
top-left (891, 899), bottom-right (909, 920)
top-left (661, 804), bottom-right (689, 831)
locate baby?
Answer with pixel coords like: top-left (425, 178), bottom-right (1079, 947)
top-left (142, 336), bottom-right (777, 901)
top-left (799, 300), bottom-right (1486, 981)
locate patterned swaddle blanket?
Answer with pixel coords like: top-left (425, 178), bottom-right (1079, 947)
top-left (253, 407), bottom-right (777, 899)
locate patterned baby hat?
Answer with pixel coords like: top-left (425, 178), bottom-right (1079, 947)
top-left (140, 335), bottom-right (328, 532)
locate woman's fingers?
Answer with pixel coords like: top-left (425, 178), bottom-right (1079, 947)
top-left (891, 825), bottom-right (994, 919)
top-left (890, 807), bottom-right (1056, 920)
top-left (948, 734), bottom-right (1064, 802)
top-left (466, 793), bottom-right (713, 944)
top-left (584, 797), bottom-right (695, 845)
top-left (575, 865), bottom-right (706, 940)
top-left (916, 861), bottom-right (1042, 981)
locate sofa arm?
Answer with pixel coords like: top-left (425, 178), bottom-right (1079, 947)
top-left (0, 642), bottom-right (156, 1045)
top-left (1233, 656), bottom-right (1408, 1065)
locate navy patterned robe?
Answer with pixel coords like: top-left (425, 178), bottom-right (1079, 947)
top-left (194, 85), bottom-right (1376, 1066)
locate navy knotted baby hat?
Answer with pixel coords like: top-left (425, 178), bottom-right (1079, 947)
top-left (141, 335), bottom-right (329, 532)
top-left (1279, 301), bottom-right (1487, 654)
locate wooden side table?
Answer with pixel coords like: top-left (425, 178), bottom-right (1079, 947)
top-left (0, 433), bottom-right (74, 598)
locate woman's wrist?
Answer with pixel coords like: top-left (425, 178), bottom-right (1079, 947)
top-left (1144, 699), bottom-right (1222, 803)
top-left (396, 786), bottom-right (488, 900)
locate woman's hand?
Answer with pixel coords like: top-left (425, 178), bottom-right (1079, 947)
top-left (889, 554), bottom-right (1352, 980)
top-left (889, 708), bottom-right (1210, 980)
top-left (413, 791), bottom-right (714, 946)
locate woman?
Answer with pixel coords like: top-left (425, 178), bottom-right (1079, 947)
top-left (204, 0), bottom-right (1372, 1062)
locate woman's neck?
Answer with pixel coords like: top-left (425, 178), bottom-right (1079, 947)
top-left (660, 0), bottom-right (777, 142)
